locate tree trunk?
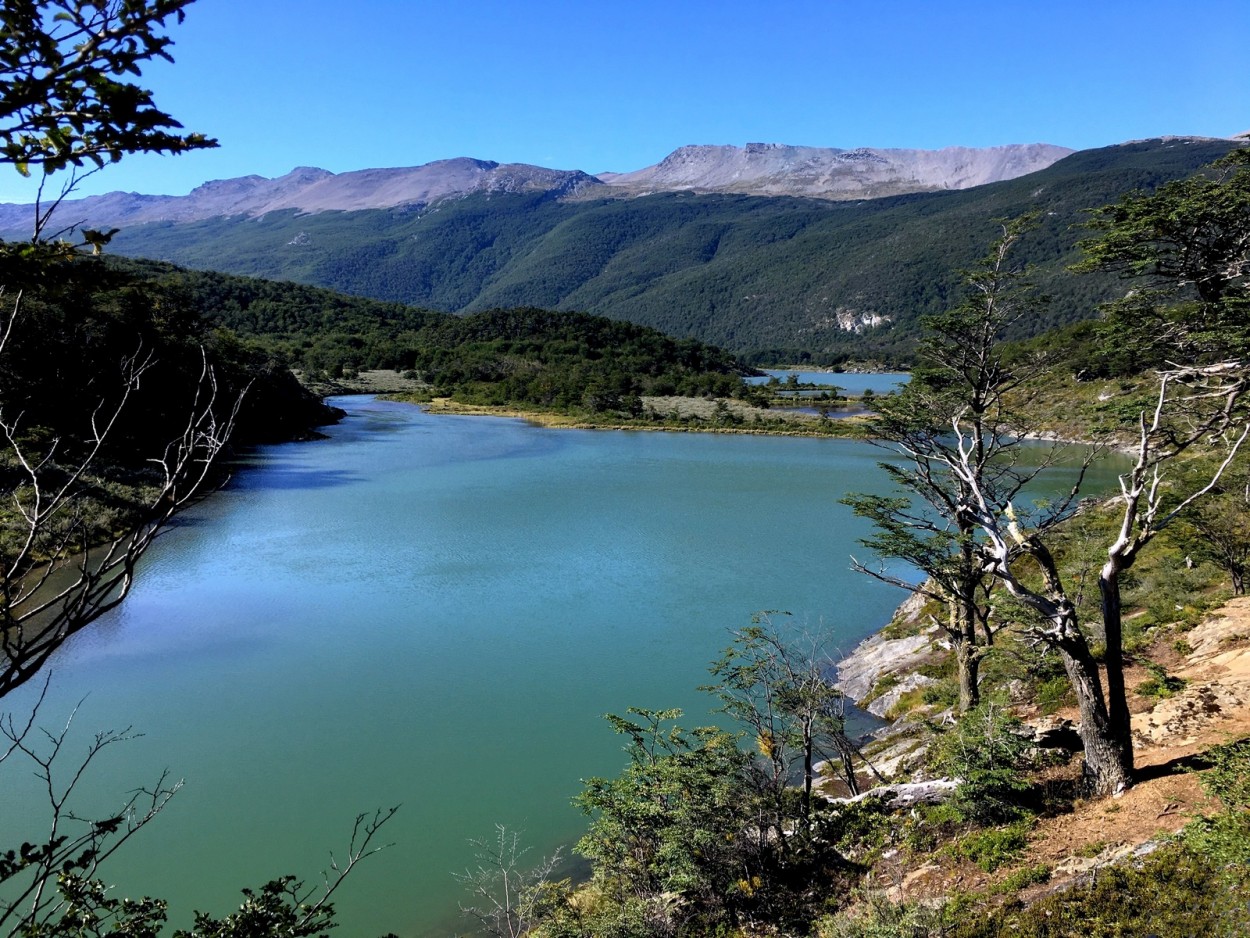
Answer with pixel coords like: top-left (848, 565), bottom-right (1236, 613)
top-left (1055, 628), bottom-right (1133, 795)
top-left (955, 638), bottom-right (981, 713)
top-left (953, 574), bottom-right (982, 713)
top-left (1098, 559), bottom-right (1137, 780)
top-left (801, 730), bottom-right (813, 836)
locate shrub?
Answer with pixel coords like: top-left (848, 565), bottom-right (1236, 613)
top-left (1035, 675), bottom-right (1073, 714)
top-left (992, 862), bottom-right (1051, 894)
top-left (1135, 661), bottom-right (1187, 699)
top-left (947, 818), bottom-right (1034, 872)
top-left (816, 892), bottom-right (946, 938)
top-left (949, 843), bottom-right (1250, 937)
top-left (930, 703), bottom-right (1032, 824)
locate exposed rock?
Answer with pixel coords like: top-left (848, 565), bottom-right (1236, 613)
top-left (858, 734), bottom-right (929, 780)
top-left (866, 672), bottom-right (937, 719)
top-left (0, 140), bottom-right (1074, 233)
top-left (0, 159), bottom-right (604, 231)
top-left (1135, 682), bottom-right (1244, 745)
top-left (835, 621), bottom-right (940, 704)
top-left (1021, 716), bottom-right (1083, 752)
top-left (600, 142), bottom-right (1073, 200)
top-left (1051, 839), bottom-right (1161, 877)
top-left (827, 778), bottom-right (959, 809)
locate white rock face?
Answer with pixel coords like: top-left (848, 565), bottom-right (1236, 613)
top-left (834, 628), bottom-right (938, 704)
top-left (600, 141), bottom-right (1074, 200)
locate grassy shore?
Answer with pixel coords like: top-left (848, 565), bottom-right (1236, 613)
top-left (301, 369), bottom-right (872, 438)
top-left (408, 395), bottom-right (871, 438)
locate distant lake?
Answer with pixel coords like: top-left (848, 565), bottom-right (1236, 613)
top-left (0, 396), bottom-right (1110, 937)
top-left (745, 371), bottom-right (911, 396)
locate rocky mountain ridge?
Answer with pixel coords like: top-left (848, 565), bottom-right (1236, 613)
top-left (597, 141), bottom-right (1074, 198)
top-left (0, 141), bottom-right (1073, 232)
top-left (0, 158), bottom-right (603, 232)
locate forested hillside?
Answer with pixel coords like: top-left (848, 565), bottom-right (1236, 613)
top-left (98, 138), bottom-right (1236, 362)
top-left (0, 256), bottom-right (338, 453)
top-left (112, 258), bottom-right (756, 412)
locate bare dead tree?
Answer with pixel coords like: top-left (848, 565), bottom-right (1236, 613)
top-left (0, 679), bottom-right (182, 937)
top-left (708, 612), bottom-right (872, 840)
top-left (845, 219), bottom-right (1094, 713)
top-left (0, 288), bottom-right (244, 700)
top-left (455, 825), bottom-right (563, 938)
top-left (952, 363), bottom-right (1249, 795)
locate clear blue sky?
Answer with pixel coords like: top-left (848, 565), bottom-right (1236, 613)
top-left (2, 0), bottom-right (1247, 203)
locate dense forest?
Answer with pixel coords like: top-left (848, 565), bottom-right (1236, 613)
top-left (109, 259), bottom-right (758, 413)
top-left (88, 138), bottom-right (1238, 363)
top-left (0, 254), bottom-right (338, 454)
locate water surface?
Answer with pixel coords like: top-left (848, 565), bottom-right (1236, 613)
top-left (0, 396), bottom-right (1100, 936)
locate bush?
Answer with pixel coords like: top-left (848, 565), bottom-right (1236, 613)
top-left (930, 703), bottom-right (1033, 824)
top-left (992, 863), bottom-right (1051, 894)
top-left (816, 892), bottom-right (946, 938)
top-left (1034, 675), bottom-right (1073, 715)
top-left (1135, 661), bottom-right (1187, 699)
top-left (1182, 736), bottom-right (1250, 867)
top-left (946, 819), bottom-right (1034, 872)
top-left (949, 842), bottom-right (1250, 937)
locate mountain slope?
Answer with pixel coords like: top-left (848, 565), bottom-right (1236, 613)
top-left (82, 138), bottom-right (1236, 360)
top-left (0, 142), bottom-right (1071, 233)
top-left (597, 142), bottom-right (1072, 198)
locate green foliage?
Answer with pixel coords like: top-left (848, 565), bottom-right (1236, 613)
top-left (930, 704), bottom-right (1033, 824)
top-left (96, 259), bottom-right (756, 417)
top-left (15, 874), bottom-right (343, 938)
top-left (945, 819), bottom-right (1033, 873)
top-left (991, 862), bottom-right (1051, 894)
top-left (1181, 736), bottom-right (1250, 870)
top-left (573, 708), bottom-right (754, 935)
top-left (1134, 661), bottom-right (1187, 699)
top-left (0, 256), bottom-right (332, 453)
top-left (706, 614), bottom-right (851, 815)
top-left (0, 0), bottom-right (215, 182)
top-left (815, 892), bottom-right (947, 938)
top-left (948, 842), bottom-right (1250, 938)
top-left (1034, 675), bottom-right (1073, 715)
top-left (389, 306), bottom-right (749, 413)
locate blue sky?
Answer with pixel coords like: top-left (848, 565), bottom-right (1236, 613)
top-left (2, 0), bottom-right (1247, 203)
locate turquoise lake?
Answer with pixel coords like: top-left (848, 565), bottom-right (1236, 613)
top-left (0, 396), bottom-right (1107, 936)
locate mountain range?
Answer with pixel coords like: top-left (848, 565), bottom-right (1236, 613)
top-left (0, 137), bottom-right (1238, 361)
top-left (0, 142), bottom-right (1072, 230)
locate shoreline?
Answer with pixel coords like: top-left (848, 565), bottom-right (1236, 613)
top-left (407, 396), bottom-right (871, 438)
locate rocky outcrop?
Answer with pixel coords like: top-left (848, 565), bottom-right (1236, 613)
top-left (835, 590), bottom-right (944, 719)
top-left (826, 778), bottom-right (960, 809)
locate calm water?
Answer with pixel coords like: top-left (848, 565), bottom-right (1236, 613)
top-left (0, 396), bottom-right (1104, 936)
top-left (745, 370), bottom-right (910, 395)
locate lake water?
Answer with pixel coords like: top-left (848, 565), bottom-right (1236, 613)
top-left (0, 396), bottom-right (1104, 937)
top-left (745, 370), bottom-right (910, 395)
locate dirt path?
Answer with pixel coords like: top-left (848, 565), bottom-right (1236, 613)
top-left (1022, 597), bottom-right (1250, 877)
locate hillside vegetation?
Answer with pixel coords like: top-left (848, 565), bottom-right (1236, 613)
top-left (107, 259), bottom-right (760, 418)
top-left (100, 138), bottom-right (1237, 361)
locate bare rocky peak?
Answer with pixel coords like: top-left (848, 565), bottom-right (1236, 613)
top-left (0, 141), bottom-right (1078, 233)
top-left (0, 159), bottom-right (603, 232)
top-left (600, 142), bottom-right (1075, 199)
